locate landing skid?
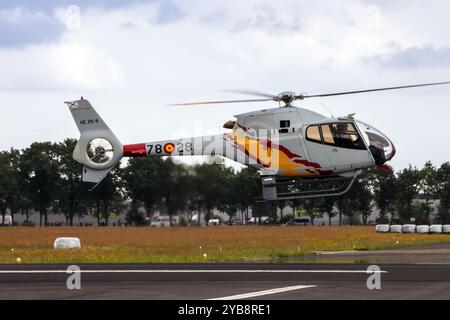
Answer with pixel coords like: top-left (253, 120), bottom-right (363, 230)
top-left (260, 171), bottom-right (360, 201)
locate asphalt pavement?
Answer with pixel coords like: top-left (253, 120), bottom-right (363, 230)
top-left (0, 262), bottom-right (449, 300)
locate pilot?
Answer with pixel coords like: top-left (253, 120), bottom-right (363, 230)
top-left (334, 123), bottom-right (366, 149)
top-left (334, 123), bottom-right (353, 148)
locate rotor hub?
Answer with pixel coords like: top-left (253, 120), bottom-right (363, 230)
top-left (277, 91), bottom-right (299, 106)
top-left (87, 138), bottom-right (115, 167)
top-left (94, 146), bottom-right (106, 157)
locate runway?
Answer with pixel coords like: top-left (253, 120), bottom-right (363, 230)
top-left (0, 263), bottom-right (449, 300)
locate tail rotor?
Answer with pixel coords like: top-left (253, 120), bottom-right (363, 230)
top-left (65, 98), bottom-right (123, 185)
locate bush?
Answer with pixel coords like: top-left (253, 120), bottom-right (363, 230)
top-left (125, 202), bottom-right (146, 226)
top-left (410, 202), bottom-right (430, 225)
top-left (279, 214), bottom-right (294, 224)
top-left (178, 215), bottom-right (188, 227)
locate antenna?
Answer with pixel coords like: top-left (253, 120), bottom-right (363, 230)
top-left (320, 101), bottom-right (334, 118)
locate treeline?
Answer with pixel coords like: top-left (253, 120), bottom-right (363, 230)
top-left (295, 162), bottom-right (450, 226)
top-left (0, 138), bottom-right (449, 226)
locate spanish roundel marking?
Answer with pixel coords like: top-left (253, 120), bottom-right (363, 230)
top-left (164, 143), bottom-right (175, 154)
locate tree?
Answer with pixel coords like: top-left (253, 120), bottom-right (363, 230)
top-left (334, 175), bottom-right (373, 225)
top-left (230, 167), bottom-right (260, 224)
top-left (0, 149), bottom-right (21, 224)
top-left (277, 200), bottom-right (287, 221)
top-left (126, 199), bottom-right (146, 226)
top-left (159, 159), bottom-right (190, 226)
top-left (301, 198), bottom-right (323, 225)
top-left (355, 171), bottom-right (374, 225)
top-left (318, 197), bottom-right (336, 226)
top-left (252, 201), bottom-right (277, 224)
top-left (437, 162), bottom-right (450, 223)
top-left (19, 142), bottom-right (60, 226)
top-left (419, 161), bottom-right (439, 224)
top-left (0, 153), bottom-right (6, 223)
top-left (216, 167), bottom-right (239, 223)
top-left (54, 139), bottom-right (85, 226)
top-left (17, 196), bottom-right (33, 224)
top-left (367, 167), bottom-right (397, 223)
top-left (192, 161), bottom-right (236, 225)
top-left (335, 197), bottom-right (346, 226)
top-left (89, 166), bottom-right (124, 226)
top-left (396, 166), bottom-right (421, 223)
top-left (123, 157), bottom-right (165, 218)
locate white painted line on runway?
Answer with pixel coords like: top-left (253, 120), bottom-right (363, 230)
top-left (0, 269), bottom-right (387, 274)
top-left (415, 263), bottom-right (450, 265)
top-left (208, 285), bottom-right (317, 300)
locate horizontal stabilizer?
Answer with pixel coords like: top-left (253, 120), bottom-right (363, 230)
top-left (82, 166), bottom-right (111, 184)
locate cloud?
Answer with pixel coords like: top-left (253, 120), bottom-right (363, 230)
top-left (1, 0), bottom-right (450, 171)
top-left (0, 42), bottom-right (123, 91)
top-left (231, 4), bottom-right (302, 33)
top-left (152, 0), bottom-right (185, 24)
top-left (0, 1), bottom-right (185, 48)
top-left (0, 7), bottom-right (63, 47)
top-left (371, 45), bottom-right (450, 69)
top-left (0, 0), bottom-right (154, 12)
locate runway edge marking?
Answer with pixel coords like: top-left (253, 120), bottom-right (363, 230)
top-left (208, 285), bottom-right (317, 300)
top-left (0, 269), bottom-right (387, 274)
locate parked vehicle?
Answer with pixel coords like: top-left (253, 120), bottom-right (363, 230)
top-left (150, 215), bottom-right (179, 227)
top-left (0, 215), bottom-right (12, 226)
top-left (226, 219), bottom-right (242, 226)
top-left (286, 216), bottom-right (311, 226)
top-left (248, 216), bottom-right (270, 225)
top-left (208, 219), bottom-right (220, 226)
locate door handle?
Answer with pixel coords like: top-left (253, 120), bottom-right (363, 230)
top-left (332, 148), bottom-right (338, 152)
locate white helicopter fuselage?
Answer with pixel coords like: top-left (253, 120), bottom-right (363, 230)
top-left (123, 106), bottom-right (395, 178)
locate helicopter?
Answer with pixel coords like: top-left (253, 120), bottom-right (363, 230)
top-left (66, 81), bottom-right (450, 201)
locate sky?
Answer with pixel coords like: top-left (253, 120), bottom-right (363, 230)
top-left (1, 0), bottom-right (450, 171)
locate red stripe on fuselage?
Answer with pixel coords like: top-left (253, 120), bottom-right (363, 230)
top-left (123, 143), bottom-right (147, 157)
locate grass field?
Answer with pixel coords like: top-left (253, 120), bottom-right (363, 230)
top-left (1, 226), bottom-right (450, 264)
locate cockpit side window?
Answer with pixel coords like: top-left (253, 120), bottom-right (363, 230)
top-left (321, 125), bottom-right (335, 144)
top-left (306, 125), bottom-right (322, 143)
top-left (326, 123), bottom-right (366, 150)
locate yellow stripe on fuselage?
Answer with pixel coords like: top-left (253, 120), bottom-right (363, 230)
top-left (228, 129), bottom-right (321, 177)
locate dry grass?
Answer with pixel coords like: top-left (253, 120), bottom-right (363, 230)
top-left (1, 226), bottom-right (450, 264)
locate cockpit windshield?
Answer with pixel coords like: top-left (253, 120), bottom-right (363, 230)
top-left (355, 121), bottom-right (395, 164)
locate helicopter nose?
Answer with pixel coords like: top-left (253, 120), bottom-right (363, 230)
top-left (355, 121), bottom-right (396, 164)
top-left (386, 138), bottom-right (396, 161)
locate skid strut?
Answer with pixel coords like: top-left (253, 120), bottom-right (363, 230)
top-left (261, 171), bottom-right (360, 201)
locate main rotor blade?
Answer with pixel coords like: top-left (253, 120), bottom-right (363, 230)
top-left (303, 81), bottom-right (450, 99)
top-left (167, 98), bottom-right (273, 106)
top-left (222, 89), bottom-right (277, 99)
